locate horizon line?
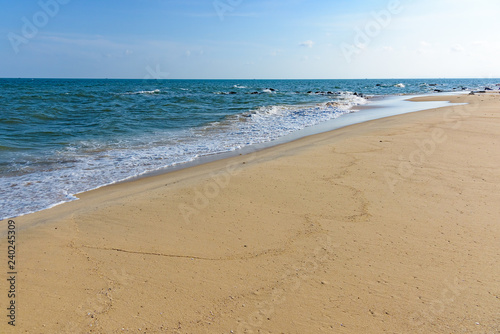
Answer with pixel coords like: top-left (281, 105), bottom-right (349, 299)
top-left (2, 77), bottom-right (500, 80)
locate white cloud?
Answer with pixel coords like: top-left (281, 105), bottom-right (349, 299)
top-left (473, 40), bottom-right (488, 46)
top-left (355, 43), bottom-right (367, 50)
top-left (417, 41), bottom-right (433, 55)
top-left (185, 49), bottom-right (204, 57)
top-left (299, 40), bottom-right (314, 48)
top-left (451, 44), bottom-right (464, 52)
top-left (270, 49), bottom-right (282, 57)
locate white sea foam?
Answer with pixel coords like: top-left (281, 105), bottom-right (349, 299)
top-left (0, 93), bottom-right (368, 221)
top-left (122, 89), bottom-right (161, 95)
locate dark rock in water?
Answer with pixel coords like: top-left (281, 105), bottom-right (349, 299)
top-left (376, 84), bottom-right (382, 87)
top-left (478, 90), bottom-right (486, 93)
top-left (353, 92), bottom-right (358, 96)
top-left (429, 84), bottom-right (438, 86)
top-left (327, 91), bottom-right (334, 95)
top-left (485, 87), bottom-right (493, 90)
top-left (268, 88), bottom-right (276, 91)
top-left (307, 91), bottom-right (313, 94)
top-left (229, 91), bottom-right (237, 94)
top-left (250, 92), bottom-right (259, 95)
top-left (434, 89), bottom-right (443, 92)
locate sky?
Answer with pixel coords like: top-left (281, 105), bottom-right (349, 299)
top-left (1, 0), bottom-right (500, 79)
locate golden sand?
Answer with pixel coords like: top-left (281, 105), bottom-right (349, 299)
top-left (1, 94), bottom-right (499, 333)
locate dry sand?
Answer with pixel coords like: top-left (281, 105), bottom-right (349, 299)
top-left (1, 94), bottom-right (499, 333)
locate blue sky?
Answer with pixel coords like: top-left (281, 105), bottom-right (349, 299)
top-left (1, 0), bottom-right (500, 79)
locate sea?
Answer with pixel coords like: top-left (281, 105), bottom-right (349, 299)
top-left (1, 78), bottom-right (498, 220)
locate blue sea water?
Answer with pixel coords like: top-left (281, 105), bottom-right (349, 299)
top-left (1, 78), bottom-right (498, 220)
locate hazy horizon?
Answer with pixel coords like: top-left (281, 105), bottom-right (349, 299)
top-left (2, 77), bottom-right (500, 80)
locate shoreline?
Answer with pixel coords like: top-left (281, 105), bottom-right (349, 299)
top-left (2, 93), bottom-right (460, 222)
top-left (123, 94), bottom-right (457, 180)
top-left (113, 93), bottom-right (469, 183)
top-left (1, 93), bottom-right (499, 333)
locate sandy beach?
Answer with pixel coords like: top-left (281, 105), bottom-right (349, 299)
top-left (1, 93), bottom-right (499, 333)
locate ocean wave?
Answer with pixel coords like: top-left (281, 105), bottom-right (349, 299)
top-left (121, 89), bottom-right (161, 95)
top-left (0, 94), bottom-right (366, 220)
top-left (262, 88), bottom-right (276, 93)
top-left (213, 91), bottom-right (238, 95)
top-left (0, 145), bottom-right (17, 151)
top-left (333, 91), bottom-right (369, 107)
top-left (199, 93), bottom-right (367, 142)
